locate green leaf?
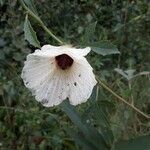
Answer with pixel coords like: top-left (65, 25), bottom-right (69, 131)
top-left (82, 22), bottom-right (97, 43)
top-left (66, 128), bottom-right (96, 150)
top-left (24, 15), bottom-right (40, 48)
top-left (0, 0), bottom-right (5, 5)
top-left (94, 104), bottom-right (114, 147)
top-left (90, 41), bottom-right (120, 56)
top-left (115, 69), bottom-right (149, 80)
top-left (60, 100), bottom-right (86, 133)
top-left (134, 71), bottom-right (150, 78)
top-left (81, 22), bottom-right (119, 57)
top-left (60, 100), bottom-right (108, 150)
top-left (124, 69), bottom-right (136, 80)
top-left (113, 135), bottom-right (150, 150)
top-left (114, 68), bottom-right (129, 80)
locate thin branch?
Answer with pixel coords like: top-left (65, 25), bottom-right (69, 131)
top-left (96, 77), bottom-right (150, 120)
top-left (96, 85), bottom-right (99, 101)
top-left (128, 80), bottom-right (134, 105)
top-left (19, 0), bottom-right (64, 45)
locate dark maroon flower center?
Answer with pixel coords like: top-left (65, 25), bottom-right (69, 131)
top-left (55, 54), bottom-right (74, 70)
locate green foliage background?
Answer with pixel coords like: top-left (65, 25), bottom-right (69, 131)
top-left (0, 0), bottom-right (150, 149)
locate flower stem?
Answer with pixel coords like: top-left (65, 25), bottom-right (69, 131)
top-left (19, 0), bottom-right (64, 45)
top-left (96, 85), bottom-right (99, 101)
top-left (96, 77), bottom-right (150, 119)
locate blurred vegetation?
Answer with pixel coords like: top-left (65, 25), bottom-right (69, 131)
top-left (0, 0), bottom-right (150, 149)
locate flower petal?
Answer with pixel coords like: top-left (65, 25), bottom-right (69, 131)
top-left (21, 45), bottom-right (96, 107)
top-left (70, 47), bottom-right (91, 56)
top-left (21, 54), bottom-right (55, 94)
top-left (21, 53), bottom-right (70, 106)
top-left (33, 45), bottom-right (65, 57)
top-left (33, 45), bottom-right (91, 58)
top-left (68, 57), bottom-right (97, 105)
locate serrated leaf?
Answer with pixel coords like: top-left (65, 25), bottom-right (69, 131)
top-left (90, 41), bottom-right (120, 56)
top-left (82, 22), bottom-right (97, 43)
top-left (24, 15), bottom-right (40, 48)
top-left (113, 135), bottom-right (150, 150)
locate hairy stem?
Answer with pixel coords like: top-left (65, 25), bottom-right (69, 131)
top-left (19, 0), bottom-right (64, 45)
top-left (128, 80), bottom-right (134, 105)
top-left (96, 85), bottom-right (99, 101)
top-left (97, 78), bottom-right (150, 119)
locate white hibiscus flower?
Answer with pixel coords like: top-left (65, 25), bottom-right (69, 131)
top-left (21, 45), bottom-right (97, 107)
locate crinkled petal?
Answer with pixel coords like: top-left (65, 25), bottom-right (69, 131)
top-left (35, 70), bottom-right (69, 107)
top-left (70, 47), bottom-right (91, 56)
top-left (33, 45), bottom-right (65, 58)
top-left (68, 57), bottom-right (97, 105)
top-left (21, 53), bottom-right (70, 107)
top-left (21, 54), bottom-right (55, 95)
top-left (32, 45), bottom-right (91, 58)
top-left (21, 45), bottom-right (96, 107)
